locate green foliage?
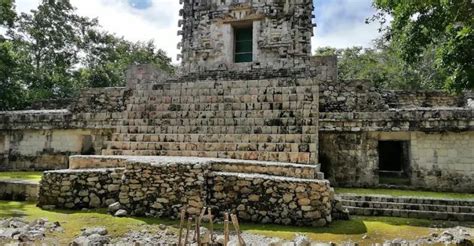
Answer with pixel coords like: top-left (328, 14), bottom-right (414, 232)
top-left (315, 42), bottom-right (446, 90)
top-left (0, 0), bottom-right (16, 27)
top-left (372, 0), bottom-right (474, 92)
top-left (0, 0), bottom-right (173, 110)
top-left (0, 40), bottom-right (27, 110)
top-left (79, 32), bottom-right (174, 88)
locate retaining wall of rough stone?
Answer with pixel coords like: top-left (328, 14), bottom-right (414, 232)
top-left (119, 160), bottom-right (209, 217)
top-left (209, 172), bottom-right (333, 226)
top-left (38, 168), bottom-right (124, 209)
top-left (38, 156), bottom-right (336, 226)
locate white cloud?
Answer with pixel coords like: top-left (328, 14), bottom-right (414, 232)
top-left (72, 0), bottom-right (181, 63)
top-left (312, 0), bottom-right (382, 51)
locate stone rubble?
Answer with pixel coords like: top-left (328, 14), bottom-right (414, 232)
top-left (0, 218), bottom-right (62, 245)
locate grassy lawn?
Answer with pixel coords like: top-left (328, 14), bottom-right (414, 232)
top-left (0, 171), bottom-right (43, 182)
top-left (335, 187), bottom-right (474, 200)
top-left (1, 200), bottom-right (472, 245)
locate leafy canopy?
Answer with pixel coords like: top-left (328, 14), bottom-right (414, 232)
top-left (0, 0), bottom-right (173, 110)
top-left (315, 41), bottom-right (446, 90)
top-left (372, 0), bottom-right (474, 92)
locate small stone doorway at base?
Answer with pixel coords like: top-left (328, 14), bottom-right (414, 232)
top-left (378, 140), bottom-right (411, 186)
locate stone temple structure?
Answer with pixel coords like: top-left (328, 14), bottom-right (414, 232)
top-left (0, 0), bottom-right (473, 225)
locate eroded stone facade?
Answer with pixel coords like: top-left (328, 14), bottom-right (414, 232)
top-left (180, 0), bottom-right (315, 74)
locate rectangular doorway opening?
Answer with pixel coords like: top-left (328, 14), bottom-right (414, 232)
top-left (378, 141), bottom-right (410, 186)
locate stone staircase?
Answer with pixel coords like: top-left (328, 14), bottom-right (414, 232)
top-left (340, 194), bottom-right (474, 221)
top-left (101, 78), bottom-right (320, 164)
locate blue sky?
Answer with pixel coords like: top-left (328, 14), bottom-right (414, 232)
top-left (16, 0), bottom-right (382, 62)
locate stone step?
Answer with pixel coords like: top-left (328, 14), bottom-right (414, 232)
top-left (121, 110), bottom-right (318, 120)
top-left (340, 199), bottom-right (474, 213)
top-left (110, 133), bottom-right (315, 144)
top-left (113, 125), bottom-right (317, 135)
top-left (100, 149), bottom-right (314, 164)
top-left (133, 81), bottom-right (318, 94)
top-left (210, 160), bottom-right (321, 179)
top-left (340, 194), bottom-right (474, 207)
top-left (69, 155), bottom-right (321, 179)
top-left (118, 117), bottom-right (319, 126)
top-left (345, 206), bottom-right (474, 221)
top-left (105, 140), bottom-right (316, 154)
top-left (127, 91), bottom-right (318, 105)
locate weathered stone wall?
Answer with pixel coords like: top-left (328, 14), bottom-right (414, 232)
top-left (0, 180), bottom-right (38, 201)
top-left (119, 160), bottom-right (208, 217)
top-left (71, 87), bottom-right (131, 113)
top-left (180, 0), bottom-right (314, 74)
top-left (320, 131), bottom-right (474, 192)
top-left (26, 87), bottom-right (131, 112)
top-left (209, 172), bottom-right (333, 226)
top-left (0, 129), bottom-right (106, 171)
top-left (383, 91), bottom-right (465, 108)
top-left (38, 168), bottom-right (123, 209)
top-left (410, 131), bottom-right (474, 192)
top-left (319, 80), bottom-right (387, 112)
top-left (319, 80), bottom-right (470, 112)
top-left (319, 132), bottom-right (378, 187)
top-left (0, 86), bottom-right (130, 171)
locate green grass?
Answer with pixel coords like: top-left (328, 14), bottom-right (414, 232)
top-left (335, 187), bottom-right (474, 200)
top-left (0, 172), bottom-right (43, 182)
top-left (1, 200), bottom-right (472, 244)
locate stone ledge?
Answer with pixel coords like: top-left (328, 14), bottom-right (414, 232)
top-left (340, 194), bottom-right (474, 206)
top-left (0, 180), bottom-right (39, 202)
top-left (69, 155), bottom-right (320, 179)
top-left (210, 171), bottom-right (328, 184)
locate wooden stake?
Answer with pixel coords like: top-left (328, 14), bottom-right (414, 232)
top-left (184, 217), bottom-right (192, 246)
top-left (178, 208), bottom-right (186, 246)
top-left (207, 207), bottom-right (214, 243)
top-left (224, 213), bottom-right (229, 246)
top-left (196, 207), bottom-right (207, 245)
top-left (231, 214), bottom-right (245, 246)
top-left (195, 218), bottom-right (200, 245)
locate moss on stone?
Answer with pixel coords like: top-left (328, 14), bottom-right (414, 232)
top-left (0, 172), bottom-right (43, 182)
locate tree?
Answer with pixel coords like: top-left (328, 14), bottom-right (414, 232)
top-left (0, 0), bottom-right (25, 110)
top-left (78, 32), bottom-right (174, 88)
top-left (315, 41), bottom-right (446, 90)
top-left (372, 0), bottom-right (474, 92)
top-left (1, 0), bottom-right (174, 110)
top-left (0, 0), bottom-right (16, 27)
top-left (9, 0), bottom-right (98, 101)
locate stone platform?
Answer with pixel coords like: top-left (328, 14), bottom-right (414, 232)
top-left (38, 155), bottom-right (343, 227)
top-left (341, 194), bottom-right (474, 221)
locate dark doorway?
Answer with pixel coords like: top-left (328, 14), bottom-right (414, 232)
top-left (378, 141), bottom-right (410, 185)
top-left (234, 25), bottom-right (253, 63)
